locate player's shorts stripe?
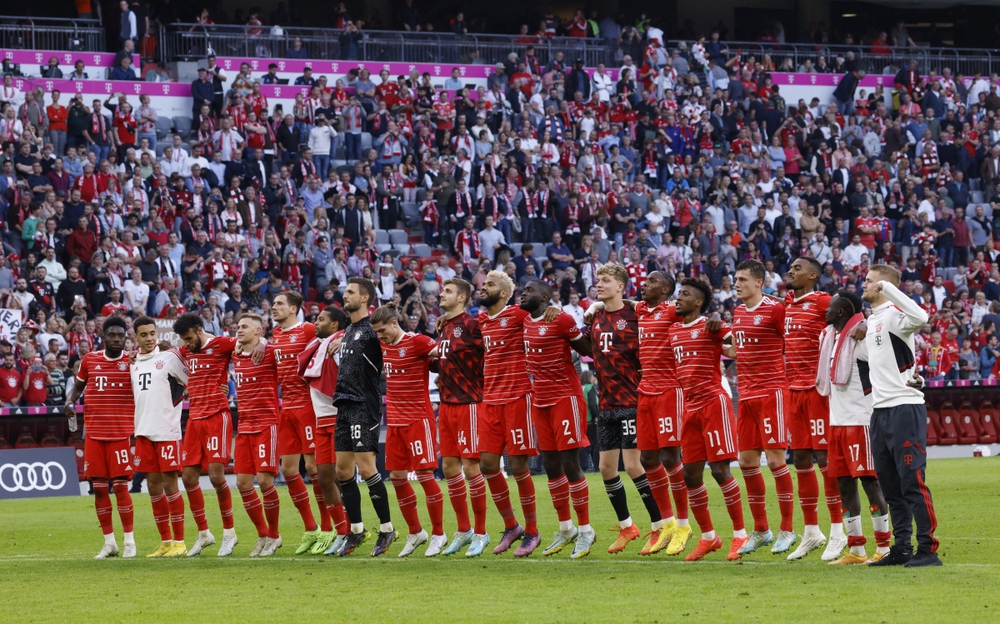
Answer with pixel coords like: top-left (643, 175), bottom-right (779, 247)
top-left (675, 388), bottom-right (684, 435)
top-left (570, 396), bottom-right (581, 442)
top-left (863, 426), bottom-right (874, 470)
top-left (469, 404), bottom-right (478, 453)
top-left (269, 425), bottom-right (277, 468)
top-left (525, 394), bottom-right (535, 448)
top-left (775, 389), bottom-right (784, 442)
top-left (423, 419), bottom-right (435, 463)
top-left (719, 393), bottom-right (734, 453)
top-left (221, 412), bottom-right (230, 458)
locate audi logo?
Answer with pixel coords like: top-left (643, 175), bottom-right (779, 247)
top-left (0, 462), bottom-right (68, 492)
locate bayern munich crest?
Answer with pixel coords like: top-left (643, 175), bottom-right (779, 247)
top-left (753, 315), bottom-right (763, 325)
top-left (500, 318), bottom-right (509, 327)
top-left (803, 302), bottom-right (812, 309)
top-left (118, 362), bottom-right (127, 371)
top-left (616, 319), bottom-right (627, 330)
top-left (399, 348), bottom-right (407, 356)
top-left (354, 331), bottom-right (362, 340)
top-left (453, 327), bottom-right (463, 337)
top-left (290, 336), bottom-right (298, 343)
top-left (206, 349), bottom-right (213, 355)
top-left (691, 330), bottom-right (700, 338)
top-left (538, 327), bottom-right (548, 335)
top-left (875, 322), bottom-right (883, 333)
top-left (133, 457), bottom-right (140, 467)
top-left (155, 360), bottom-right (165, 369)
top-left (654, 312), bottom-right (662, 320)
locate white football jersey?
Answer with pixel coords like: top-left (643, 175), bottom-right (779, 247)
top-left (828, 334), bottom-right (874, 427)
top-left (132, 347), bottom-right (189, 441)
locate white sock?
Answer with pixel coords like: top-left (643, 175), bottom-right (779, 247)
top-left (578, 524), bottom-right (592, 534)
top-left (733, 529), bottom-right (748, 539)
top-left (677, 518), bottom-right (689, 527)
top-left (619, 517), bottom-right (633, 529)
top-left (803, 524), bottom-right (823, 539)
top-left (701, 530), bottom-right (717, 540)
top-left (122, 531), bottom-right (134, 545)
top-left (199, 529), bottom-right (211, 538)
top-left (872, 514), bottom-right (890, 554)
top-left (830, 522), bottom-right (846, 538)
top-left (378, 522), bottom-right (394, 533)
top-left (223, 527), bottom-right (236, 538)
top-left (559, 520), bottom-right (574, 533)
top-left (650, 519), bottom-right (664, 531)
top-left (845, 516), bottom-right (865, 556)
top-left (104, 533), bottom-right (117, 546)
top-left (350, 523), bottom-right (365, 534)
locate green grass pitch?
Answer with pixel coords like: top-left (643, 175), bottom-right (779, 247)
top-left (2, 457), bottom-right (997, 623)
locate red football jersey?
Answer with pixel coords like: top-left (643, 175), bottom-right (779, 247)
top-left (181, 335), bottom-right (237, 420)
top-left (382, 332), bottom-right (437, 425)
top-left (478, 306), bottom-right (532, 404)
top-left (76, 351), bottom-right (135, 440)
top-left (0, 366), bottom-right (21, 402)
top-left (732, 297), bottom-right (787, 399)
top-left (667, 317), bottom-right (732, 404)
top-left (784, 291), bottom-right (831, 390)
top-left (434, 312), bottom-right (484, 405)
top-left (523, 311), bottom-right (585, 407)
top-left (233, 345), bottom-right (279, 433)
top-left (588, 305), bottom-right (641, 409)
top-left (272, 322), bottom-right (316, 411)
top-left (635, 301), bottom-right (682, 395)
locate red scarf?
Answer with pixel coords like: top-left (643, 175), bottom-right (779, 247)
top-left (91, 113), bottom-right (106, 141)
top-left (422, 200), bottom-right (439, 236)
top-left (453, 190), bottom-right (471, 218)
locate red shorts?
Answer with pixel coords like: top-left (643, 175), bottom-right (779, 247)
top-left (827, 425), bottom-right (876, 479)
top-left (182, 411), bottom-right (232, 468)
top-left (233, 426), bottom-right (278, 475)
top-left (83, 437), bottom-right (134, 480)
top-left (438, 403), bottom-right (481, 459)
top-left (314, 423), bottom-right (336, 466)
top-left (534, 393), bottom-right (588, 452)
top-left (637, 389), bottom-right (683, 451)
top-left (385, 419), bottom-right (438, 471)
top-left (479, 395), bottom-right (538, 456)
top-left (279, 406), bottom-right (317, 456)
top-left (681, 392), bottom-right (738, 463)
top-left (788, 388), bottom-right (830, 450)
top-left (737, 389), bottom-right (789, 451)
top-left (134, 437), bottom-right (182, 473)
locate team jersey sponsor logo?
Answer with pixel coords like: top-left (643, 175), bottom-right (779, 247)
top-left (616, 319), bottom-right (627, 330)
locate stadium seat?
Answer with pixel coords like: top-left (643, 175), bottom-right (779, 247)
top-left (978, 401), bottom-right (999, 443)
top-left (14, 427), bottom-right (37, 449)
top-left (411, 244), bottom-right (432, 257)
top-left (374, 229), bottom-right (389, 245)
top-left (943, 280), bottom-right (955, 294)
top-left (0, 433), bottom-right (8, 449)
top-left (510, 242), bottom-right (522, 256)
top-left (393, 243), bottom-right (411, 255)
top-left (360, 133), bottom-right (373, 151)
top-left (40, 427), bottom-right (62, 447)
top-left (388, 229), bottom-right (408, 246)
top-left (307, 287), bottom-right (317, 303)
top-left (172, 116), bottom-right (193, 136)
top-left (934, 402), bottom-right (959, 444)
top-left (971, 190), bottom-right (985, 204)
top-left (154, 116), bottom-right (174, 138)
top-left (376, 243), bottom-right (393, 254)
top-left (155, 143), bottom-right (168, 158)
top-left (926, 410), bottom-right (940, 445)
top-left (956, 402), bottom-right (983, 444)
top-left (400, 202), bottom-right (420, 226)
top-left (418, 257), bottom-right (437, 270)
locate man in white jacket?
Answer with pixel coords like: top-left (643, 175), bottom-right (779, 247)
top-left (308, 114), bottom-right (337, 180)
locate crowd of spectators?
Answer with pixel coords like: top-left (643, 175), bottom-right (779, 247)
top-left (5, 16), bottom-right (1000, 407)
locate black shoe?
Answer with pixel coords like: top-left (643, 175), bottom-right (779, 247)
top-left (337, 529), bottom-right (370, 557)
top-left (904, 551), bottom-right (942, 567)
top-left (371, 530), bottom-right (398, 557)
top-left (867, 546), bottom-right (912, 566)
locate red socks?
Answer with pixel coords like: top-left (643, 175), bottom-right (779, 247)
top-left (391, 477), bottom-right (423, 534)
top-left (484, 471), bottom-right (518, 530)
top-left (741, 467), bottom-right (768, 533)
top-left (514, 471), bottom-right (538, 536)
top-left (285, 473), bottom-right (318, 532)
top-left (467, 472), bottom-right (488, 535)
top-left (327, 503), bottom-right (349, 535)
top-left (446, 474), bottom-right (471, 533)
top-left (166, 491), bottom-right (185, 541)
top-left (645, 465), bottom-right (674, 519)
top-left (310, 472), bottom-right (333, 533)
top-left (688, 484), bottom-right (714, 533)
top-left (93, 482), bottom-right (114, 535)
top-left (150, 492), bottom-right (171, 541)
top-left (667, 463), bottom-right (689, 521)
top-left (215, 481), bottom-right (234, 530)
top-left (261, 485), bottom-right (281, 538)
top-left (568, 478), bottom-right (590, 527)
top-left (111, 480), bottom-right (134, 533)
top-left (772, 465), bottom-right (795, 533)
top-left (186, 483), bottom-right (209, 532)
top-left (546, 474), bottom-right (571, 522)
top-left (240, 488), bottom-right (269, 538)
top-left (720, 477), bottom-right (745, 532)
top-left (820, 465), bottom-right (844, 524)
top-left (416, 472), bottom-right (444, 536)
top-left (796, 466), bottom-right (820, 526)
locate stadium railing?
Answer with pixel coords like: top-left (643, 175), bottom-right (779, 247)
top-left (0, 15), bottom-right (104, 53)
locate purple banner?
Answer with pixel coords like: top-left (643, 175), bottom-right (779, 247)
top-left (7, 77), bottom-right (319, 101)
top-left (2, 49), bottom-right (140, 70)
top-left (215, 57), bottom-right (498, 79)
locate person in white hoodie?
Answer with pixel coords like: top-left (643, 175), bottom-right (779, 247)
top-left (308, 114), bottom-right (337, 180)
